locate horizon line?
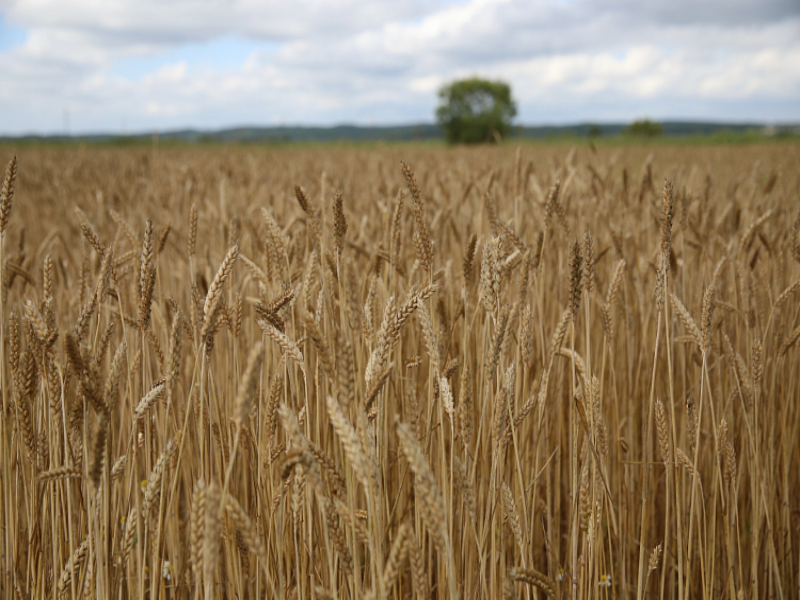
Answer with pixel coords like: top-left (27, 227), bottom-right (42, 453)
top-left (3, 119), bottom-right (799, 140)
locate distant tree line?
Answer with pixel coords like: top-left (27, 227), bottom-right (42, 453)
top-left (624, 119), bottom-right (664, 137)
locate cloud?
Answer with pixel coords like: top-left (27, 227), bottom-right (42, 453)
top-left (3, 0), bottom-right (441, 48)
top-left (0, 0), bottom-right (798, 133)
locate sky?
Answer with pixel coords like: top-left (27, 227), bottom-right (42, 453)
top-left (0, 0), bottom-right (798, 135)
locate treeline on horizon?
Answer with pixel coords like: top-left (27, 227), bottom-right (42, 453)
top-left (2, 120), bottom-right (798, 145)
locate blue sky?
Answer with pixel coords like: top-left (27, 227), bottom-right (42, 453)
top-left (0, 0), bottom-right (798, 135)
top-left (0, 14), bottom-right (26, 51)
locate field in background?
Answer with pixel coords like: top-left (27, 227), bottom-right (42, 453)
top-left (0, 142), bottom-right (798, 600)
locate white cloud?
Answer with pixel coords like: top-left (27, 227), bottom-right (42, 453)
top-left (0, 0), bottom-right (798, 133)
top-left (409, 75), bottom-right (444, 94)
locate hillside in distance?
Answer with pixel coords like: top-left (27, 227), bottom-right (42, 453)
top-left (3, 121), bottom-right (798, 144)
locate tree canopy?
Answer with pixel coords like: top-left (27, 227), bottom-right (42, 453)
top-left (625, 119), bottom-right (663, 137)
top-left (436, 78), bottom-right (517, 144)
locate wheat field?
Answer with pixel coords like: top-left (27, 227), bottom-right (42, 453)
top-left (0, 142), bottom-right (798, 600)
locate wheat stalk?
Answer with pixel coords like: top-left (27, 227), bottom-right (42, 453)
top-left (510, 567), bottom-right (557, 599)
top-left (326, 394), bottom-right (370, 488)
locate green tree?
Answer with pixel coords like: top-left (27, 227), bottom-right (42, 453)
top-left (625, 119), bottom-right (663, 137)
top-left (436, 78), bottom-right (517, 144)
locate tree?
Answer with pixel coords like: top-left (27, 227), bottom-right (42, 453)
top-left (436, 78), bottom-right (517, 144)
top-left (625, 119), bottom-right (663, 137)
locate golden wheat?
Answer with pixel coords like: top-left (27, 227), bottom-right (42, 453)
top-left (0, 141), bottom-right (797, 600)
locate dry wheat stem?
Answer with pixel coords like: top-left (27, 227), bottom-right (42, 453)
top-left (0, 146), bottom-right (797, 600)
